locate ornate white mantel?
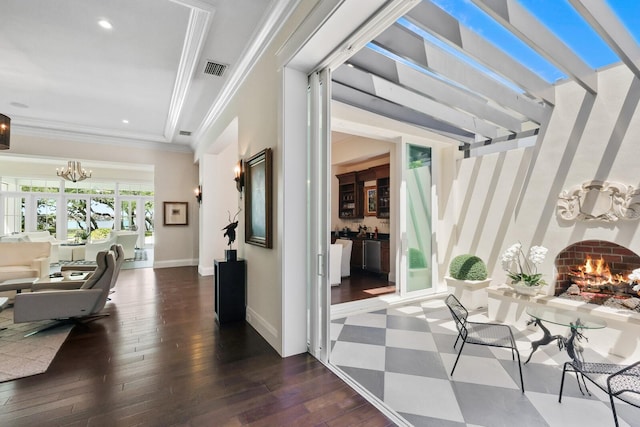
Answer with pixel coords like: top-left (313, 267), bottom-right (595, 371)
top-left (557, 180), bottom-right (640, 222)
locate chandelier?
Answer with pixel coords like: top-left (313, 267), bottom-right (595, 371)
top-left (56, 161), bottom-right (92, 183)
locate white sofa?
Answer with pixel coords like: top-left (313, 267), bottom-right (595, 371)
top-left (0, 241), bottom-right (51, 282)
top-left (0, 231), bottom-right (61, 263)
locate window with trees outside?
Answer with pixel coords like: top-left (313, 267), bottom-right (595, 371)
top-left (0, 178), bottom-right (154, 247)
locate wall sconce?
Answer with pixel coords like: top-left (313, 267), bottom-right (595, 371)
top-left (0, 114), bottom-right (11, 150)
top-left (194, 185), bottom-right (202, 204)
top-left (234, 160), bottom-right (244, 193)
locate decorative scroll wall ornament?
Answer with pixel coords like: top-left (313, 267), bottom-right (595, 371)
top-left (557, 180), bottom-right (640, 222)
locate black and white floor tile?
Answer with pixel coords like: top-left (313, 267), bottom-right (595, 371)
top-left (330, 299), bottom-right (638, 427)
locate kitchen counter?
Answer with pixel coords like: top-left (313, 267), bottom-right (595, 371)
top-left (332, 233), bottom-right (390, 275)
top-left (333, 232), bottom-right (389, 241)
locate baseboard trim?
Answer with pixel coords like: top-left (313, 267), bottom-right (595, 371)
top-left (153, 259), bottom-right (198, 269)
top-left (198, 265), bottom-right (214, 276)
top-left (246, 306), bottom-right (280, 353)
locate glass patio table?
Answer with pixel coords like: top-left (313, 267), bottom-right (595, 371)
top-left (525, 306), bottom-right (607, 364)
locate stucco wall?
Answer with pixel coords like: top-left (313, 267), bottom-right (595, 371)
top-left (451, 64), bottom-right (640, 293)
top-left (4, 134), bottom-right (199, 267)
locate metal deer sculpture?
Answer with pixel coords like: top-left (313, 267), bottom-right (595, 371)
top-left (558, 319), bottom-right (590, 395)
top-left (525, 317), bottom-right (564, 364)
top-left (222, 209), bottom-right (241, 247)
top-left (558, 319), bottom-right (587, 366)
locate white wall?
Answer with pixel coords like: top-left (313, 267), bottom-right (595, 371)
top-left (450, 64), bottom-right (640, 293)
top-left (195, 2), bottom-right (319, 355)
top-left (198, 143), bottom-right (243, 276)
top-left (5, 134), bottom-right (199, 267)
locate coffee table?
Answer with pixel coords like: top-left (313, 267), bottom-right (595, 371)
top-left (0, 277), bottom-right (39, 294)
top-left (525, 306), bottom-right (606, 364)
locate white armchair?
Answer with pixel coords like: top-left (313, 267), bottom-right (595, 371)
top-left (111, 231), bottom-right (138, 259)
top-left (84, 234), bottom-right (117, 262)
top-left (0, 241), bottom-right (51, 282)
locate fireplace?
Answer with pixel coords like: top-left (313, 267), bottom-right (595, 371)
top-left (554, 240), bottom-right (640, 309)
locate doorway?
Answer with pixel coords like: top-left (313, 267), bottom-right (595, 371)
top-left (330, 132), bottom-right (396, 305)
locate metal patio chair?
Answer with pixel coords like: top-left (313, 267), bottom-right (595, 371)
top-left (445, 294), bottom-right (524, 392)
top-left (559, 359), bottom-right (640, 427)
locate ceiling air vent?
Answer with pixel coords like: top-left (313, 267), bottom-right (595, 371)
top-left (204, 61), bottom-right (228, 77)
top-left (179, 130), bottom-right (192, 136)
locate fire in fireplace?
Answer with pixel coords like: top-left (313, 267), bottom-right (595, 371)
top-left (555, 240), bottom-right (640, 310)
top-left (570, 255), bottom-right (627, 288)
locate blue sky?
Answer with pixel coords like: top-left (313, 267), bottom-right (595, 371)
top-left (429, 0), bottom-right (640, 83)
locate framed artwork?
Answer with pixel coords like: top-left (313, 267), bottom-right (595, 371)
top-left (163, 201), bottom-right (188, 226)
top-left (245, 148), bottom-right (273, 248)
top-left (365, 186), bottom-right (377, 216)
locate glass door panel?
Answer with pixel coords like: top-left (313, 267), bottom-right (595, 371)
top-left (405, 144), bottom-right (432, 292)
top-left (66, 198), bottom-right (88, 241)
top-left (3, 196), bottom-right (26, 235)
top-left (37, 198), bottom-right (57, 236)
top-left (90, 197), bottom-right (115, 238)
top-left (120, 200), bottom-right (137, 231)
top-left (143, 200), bottom-right (154, 247)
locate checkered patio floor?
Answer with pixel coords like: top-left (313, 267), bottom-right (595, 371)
top-left (330, 299), bottom-right (638, 427)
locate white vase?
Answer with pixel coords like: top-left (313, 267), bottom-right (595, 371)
top-left (511, 281), bottom-right (543, 296)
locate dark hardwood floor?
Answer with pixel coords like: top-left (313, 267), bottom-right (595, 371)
top-left (331, 270), bottom-right (396, 305)
top-left (0, 267), bottom-right (393, 426)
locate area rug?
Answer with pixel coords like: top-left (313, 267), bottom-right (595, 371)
top-left (0, 307), bottom-right (73, 382)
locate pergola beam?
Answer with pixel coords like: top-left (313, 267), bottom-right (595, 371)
top-left (333, 65), bottom-right (501, 138)
top-left (374, 24), bottom-right (548, 124)
top-left (349, 47), bottom-right (524, 132)
top-left (332, 81), bottom-right (476, 143)
top-left (404, 0), bottom-right (555, 105)
top-left (471, 0), bottom-right (597, 94)
top-left (568, 0), bottom-right (640, 79)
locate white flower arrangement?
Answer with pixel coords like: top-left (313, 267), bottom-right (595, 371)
top-left (501, 242), bottom-right (548, 287)
top-left (629, 268), bottom-right (640, 293)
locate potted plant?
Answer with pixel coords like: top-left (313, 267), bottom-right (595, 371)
top-left (500, 242), bottom-right (548, 295)
top-left (74, 230), bottom-right (90, 243)
top-left (445, 254), bottom-right (491, 308)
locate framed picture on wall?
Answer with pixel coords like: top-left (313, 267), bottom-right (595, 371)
top-left (365, 186), bottom-right (377, 216)
top-left (163, 201), bottom-right (188, 226)
top-left (245, 148), bottom-right (273, 248)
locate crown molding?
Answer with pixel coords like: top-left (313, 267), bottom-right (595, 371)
top-left (13, 116), bottom-right (166, 141)
top-left (164, 4), bottom-right (214, 140)
top-left (12, 120), bottom-right (193, 153)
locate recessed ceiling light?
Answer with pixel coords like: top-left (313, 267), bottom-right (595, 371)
top-left (122, 119), bottom-right (129, 124)
top-left (98, 19), bottom-right (113, 30)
